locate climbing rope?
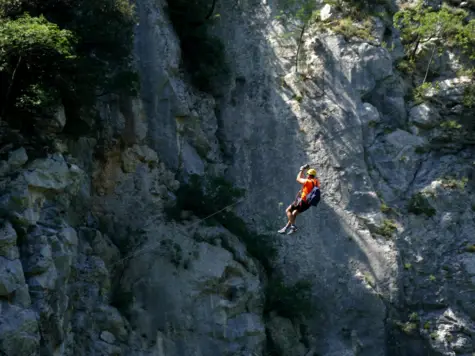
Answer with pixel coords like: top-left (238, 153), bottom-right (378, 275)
top-left (17, 102), bottom-right (409, 307)
top-left (108, 161), bottom-right (322, 272)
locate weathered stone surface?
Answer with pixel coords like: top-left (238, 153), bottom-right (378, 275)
top-left (409, 103), bottom-right (440, 128)
top-left (0, 258), bottom-right (25, 296)
top-left (121, 144), bottom-right (159, 173)
top-left (0, 0), bottom-right (472, 355)
top-left (0, 221), bottom-right (19, 260)
top-left (24, 153), bottom-right (84, 193)
top-left (8, 147), bottom-right (28, 169)
top-left (0, 304), bottom-right (40, 356)
top-left (181, 141), bottom-right (205, 176)
top-left (320, 4), bottom-right (334, 21)
top-left (368, 129), bottom-right (426, 198)
top-left (360, 102), bottom-right (381, 146)
top-left (100, 330), bottom-right (116, 344)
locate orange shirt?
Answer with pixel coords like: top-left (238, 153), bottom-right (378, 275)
top-left (301, 178), bottom-right (320, 201)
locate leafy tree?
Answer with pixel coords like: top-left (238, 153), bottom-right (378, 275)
top-left (275, 0), bottom-right (318, 73)
top-left (394, 2), bottom-right (475, 82)
top-left (0, 0), bottom-right (137, 129)
top-left (0, 13), bottom-right (76, 118)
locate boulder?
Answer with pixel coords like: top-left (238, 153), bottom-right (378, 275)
top-left (409, 103), bottom-right (440, 129)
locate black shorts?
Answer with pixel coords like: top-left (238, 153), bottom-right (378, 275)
top-left (289, 197), bottom-right (311, 213)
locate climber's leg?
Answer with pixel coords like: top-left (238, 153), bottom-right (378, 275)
top-left (278, 200), bottom-right (299, 234)
top-left (290, 209), bottom-right (299, 225)
top-left (278, 204), bottom-right (293, 233)
top-left (287, 201), bottom-right (310, 234)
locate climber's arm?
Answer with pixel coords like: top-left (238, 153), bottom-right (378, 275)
top-left (296, 169), bottom-right (307, 184)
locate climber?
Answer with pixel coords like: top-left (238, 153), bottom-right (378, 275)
top-left (278, 164), bottom-right (321, 235)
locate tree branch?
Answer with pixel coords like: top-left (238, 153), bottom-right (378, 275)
top-left (1, 55), bottom-right (22, 119)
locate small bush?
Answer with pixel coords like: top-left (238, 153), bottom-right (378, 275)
top-left (441, 176), bottom-right (468, 190)
top-left (412, 82), bottom-right (438, 104)
top-left (409, 312), bottom-right (419, 322)
top-left (324, 0), bottom-right (388, 17)
top-left (375, 219), bottom-right (397, 238)
top-left (463, 82), bottom-right (475, 108)
top-left (332, 17), bottom-right (374, 41)
top-left (414, 146), bottom-right (428, 154)
top-left (400, 321), bottom-right (417, 334)
top-left (407, 192), bottom-right (436, 217)
top-left (440, 120), bottom-right (462, 130)
top-left (265, 278), bottom-right (314, 319)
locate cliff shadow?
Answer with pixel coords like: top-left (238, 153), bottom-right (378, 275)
top-left (201, 1), bottom-right (400, 355)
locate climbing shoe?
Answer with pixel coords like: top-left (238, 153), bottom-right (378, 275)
top-left (278, 226), bottom-right (288, 234)
top-left (287, 225), bottom-right (298, 235)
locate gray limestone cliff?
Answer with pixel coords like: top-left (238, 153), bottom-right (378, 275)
top-left (0, 0), bottom-right (474, 355)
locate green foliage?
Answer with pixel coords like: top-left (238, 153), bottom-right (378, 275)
top-left (0, 0), bottom-right (20, 17)
top-left (411, 81), bottom-right (438, 104)
top-left (409, 312), bottom-right (419, 322)
top-left (396, 58), bottom-right (416, 75)
top-left (332, 17), bottom-right (374, 41)
top-left (394, 3), bottom-right (475, 57)
top-left (380, 203), bottom-right (390, 213)
top-left (0, 0), bottom-right (137, 125)
top-left (0, 14), bottom-right (76, 116)
top-left (165, 0), bottom-right (230, 94)
top-left (464, 244), bottom-right (475, 253)
top-left (0, 13), bottom-right (75, 58)
top-left (407, 192), bottom-right (436, 217)
top-left (375, 219), bottom-right (397, 238)
top-left (440, 119), bottom-right (462, 130)
top-left (441, 176), bottom-right (468, 190)
top-left (395, 320), bottom-right (418, 335)
top-left (463, 82), bottom-right (475, 108)
top-left (276, 0), bottom-right (317, 24)
top-left (324, 0), bottom-right (388, 17)
top-left (265, 278), bottom-right (315, 319)
top-left (394, 2), bottom-right (475, 79)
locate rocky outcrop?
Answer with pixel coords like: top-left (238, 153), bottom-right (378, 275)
top-left (0, 0), bottom-right (474, 355)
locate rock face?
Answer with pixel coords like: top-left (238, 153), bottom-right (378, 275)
top-left (0, 0), bottom-right (474, 355)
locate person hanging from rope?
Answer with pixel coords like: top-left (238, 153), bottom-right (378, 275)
top-left (278, 164), bottom-right (321, 235)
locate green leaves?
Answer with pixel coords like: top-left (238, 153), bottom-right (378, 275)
top-left (0, 13), bottom-right (76, 59)
top-left (0, 0), bottom-right (137, 124)
top-left (394, 2), bottom-right (475, 60)
top-left (275, 0), bottom-right (317, 25)
top-left (0, 14), bottom-right (76, 117)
